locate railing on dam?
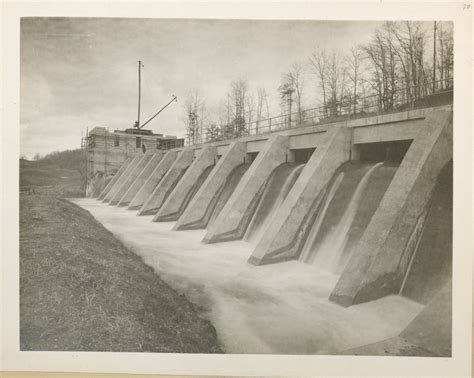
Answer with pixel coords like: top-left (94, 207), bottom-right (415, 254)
top-left (186, 79), bottom-right (453, 147)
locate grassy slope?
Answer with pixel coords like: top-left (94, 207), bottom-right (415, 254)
top-left (19, 151), bottom-right (223, 353)
top-left (20, 195), bottom-right (223, 352)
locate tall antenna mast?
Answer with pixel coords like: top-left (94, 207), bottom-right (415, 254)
top-left (137, 60), bottom-right (143, 128)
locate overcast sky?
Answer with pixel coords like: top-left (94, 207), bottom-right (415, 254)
top-left (20, 18), bottom-right (383, 158)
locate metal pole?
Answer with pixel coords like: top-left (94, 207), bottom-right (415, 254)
top-left (137, 60), bottom-right (142, 127)
top-left (139, 95), bottom-right (178, 129)
top-left (433, 21), bottom-right (437, 94)
top-left (104, 128), bottom-right (108, 174)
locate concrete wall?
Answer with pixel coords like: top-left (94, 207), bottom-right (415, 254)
top-left (154, 146), bottom-right (217, 222)
top-left (128, 151), bottom-right (178, 211)
top-left (103, 153), bottom-right (143, 202)
top-left (329, 109), bottom-right (453, 306)
top-left (138, 149), bottom-right (195, 216)
top-left (173, 142), bottom-right (247, 230)
top-left (203, 135), bottom-right (289, 243)
top-left (174, 141), bottom-right (247, 231)
top-left (87, 172), bottom-right (111, 198)
top-left (97, 156), bottom-right (133, 200)
top-left (248, 126), bottom-right (352, 265)
top-left (117, 152), bottom-right (164, 207)
top-left (109, 153), bottom-right (155, 205)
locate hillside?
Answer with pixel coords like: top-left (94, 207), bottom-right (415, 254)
top-left (20, 149), bottom-right (86, 197)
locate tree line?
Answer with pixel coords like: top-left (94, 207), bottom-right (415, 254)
top-left (184, 21), bottom-right (453, 145)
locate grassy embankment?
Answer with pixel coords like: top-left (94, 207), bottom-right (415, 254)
top-left (20, 150), bottom-right (223, 352)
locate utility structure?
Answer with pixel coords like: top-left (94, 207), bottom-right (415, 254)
top-left (84, 61), bottom-right (184, 176)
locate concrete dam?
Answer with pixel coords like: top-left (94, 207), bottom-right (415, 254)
top-left (86, 105), bottom-right (452, 354)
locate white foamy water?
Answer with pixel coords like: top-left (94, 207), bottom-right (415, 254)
top-left (313, 162), bottom-right (384, 273)
top-left (72, 198), bottom-right (424, 355)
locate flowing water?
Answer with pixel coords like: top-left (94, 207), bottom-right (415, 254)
top-left (244, 163), bottom-right (305, 244)
top-left (300, 162), bottom-right (397, 274)
top-left (73, 198), bottom-right (423, 355)
top-left (206, 163), bottom-right (250, 228)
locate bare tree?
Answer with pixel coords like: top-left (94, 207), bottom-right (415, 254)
top-left (256, 87), bottom-right (269, 133)
top-left (346, 47), bottom-right (364, 113)
top-left (284, 62), bottom-right (306, 123)
top-left (309, 49), bottom-right (346, 117)
top-left (183, 91), bottom-right (205, 145)
top-left (228, 79), bottom-right (248, 137)
top-left (278, 80), bottom-right (295, 127)
top-left (309, 48), bottom-right (328, 116)
top-left (436, 22), bottom-right (453, 89)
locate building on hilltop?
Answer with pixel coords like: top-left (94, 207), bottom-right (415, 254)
top-left (83, 127), bottom-right (184, 175)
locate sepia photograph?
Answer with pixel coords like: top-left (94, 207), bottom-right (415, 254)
top-left (2, 1), bottom-right (472, 376)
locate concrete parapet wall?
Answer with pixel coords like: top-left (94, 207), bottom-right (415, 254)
top-left (103, 153), bottom-right (142, 202)
top-left (97, 156), bottom-right (133, 200)
top-left (203, 135), bottom-right (289, 243)
top-left (138, 149), bottom-right (195, 216)
top-left (173, 141), bottom-right (247, 231)
top-left (154, 146), bottom-right (217, 222)
top-left (117, 152), bottom-right (163, 207)
top-left (128, 151), bottom-right (178, 211)
top-left (109, 153), bottom-right (154, 206)
top-left (248, 127), bottom-right (351, 265)
top-left (329, 109), bottom-right (453, 306)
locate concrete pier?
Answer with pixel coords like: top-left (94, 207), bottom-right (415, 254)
top-left (154, 146), bottom-right (217, 222)
top-left (103, 153), bottom-right (143, 203)
top-left (138, 149), bottom-right (195, 216)
top-left (329, 109), bottom-right (453, 306)
top-left (109, 153), bottom-right (154, 206)
top-left (203, 135), bottom-right (289, 243)
top-left (173, 142), bottom-right (247, 230)
top-left (128, 151), bottom-right (178, 211)
top-left (97, 156), bottom-right (133, 200)
top-left (248, 126), bottom-right (351, 265)
top-left (117, 152), bottom-right (164, 207)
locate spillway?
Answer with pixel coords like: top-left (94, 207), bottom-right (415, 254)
top-left (155, 164), bottom-right (215, 222)
top-left (207, 163), bottom-right (250, 228)
top-left (300, 161), bottom-right (398, 274)
top-left (244, 163), bottom-right (305, 244)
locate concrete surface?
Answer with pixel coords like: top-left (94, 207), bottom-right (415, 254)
top-left (117, 152), bottom-right (164, 207)
top-left (173, 142), bottom-right (247, 231)
top-left (248, 126), bottom-right (351, 265)
top-left (127, 151), bottom-right (178, 211)
top-left (203, 135), bottom-right (289, 243)
top-left (103, 153), bottom-right (142, 203)
top-left (138, 149), bottom-right (195, 216)
top-left (329, 109), bottom-right (453, 306)
top-left (154, 146), bottom-right (217, 222)
top-left (109, 153), bottom-right (154, 206)
top-left (97, 156), bottom-right (133, 200)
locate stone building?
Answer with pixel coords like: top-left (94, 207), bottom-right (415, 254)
top-left (85, 127), bottom-right (184, 175)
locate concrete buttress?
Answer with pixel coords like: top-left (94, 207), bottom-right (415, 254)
top-left (329, 109), bottom-right (453, 306)
top-left (154, 146), bottom-right (217, 222)
top-left (128, 150), bottom-right (178, 211)
top-left (203, 134), bottom-right (289, 243)
top-left (173, 141), bottom-right (247, 230)
top-left (117, 152), bottom-right (164, 207)
top-left (138, 149), bottom-right (195, 216)
top-left (103, 153), bottom-right (143, 203)
top-left (97, 156), bottom-right (133, 200)
top-left (109, 153), bottom-right (155, 205)
top-left (247, 126), bottom-right (352, 265)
